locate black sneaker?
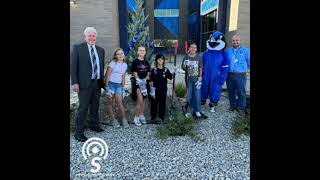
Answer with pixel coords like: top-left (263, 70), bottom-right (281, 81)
top-left (90, 126), bottom-right (104, 132)
top-left (239, 110), bottom-right (246, 116)
top-left (147, 119), bottom-right (158, 124)
top-left (74, 134), bottom-right (88, 142)
top-left (200, 112), bottom-right (208, 119)
top-left (228, 107), bottom-right (237, 111)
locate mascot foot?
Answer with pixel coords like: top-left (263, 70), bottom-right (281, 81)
top-left (209, 102), bottom-right (218, 112)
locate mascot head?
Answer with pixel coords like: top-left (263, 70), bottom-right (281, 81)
top-left (206, 31), bottom-right (226, 51)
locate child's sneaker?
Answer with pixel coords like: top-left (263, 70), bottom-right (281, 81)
top-left (210, 107), bottom-right (215, 113)
top-left (195, 112), bottom-right (201, 117)
top-left (139, 114), bottom-right (146, 124)
top-left (185, 113), bottom-right (192, 118)
top-left (133, 116), bottom-right (142, 126)
top-left (122, 119), bottom-right (129, 128)
top-left (112, 119), bottom-right (121, 128)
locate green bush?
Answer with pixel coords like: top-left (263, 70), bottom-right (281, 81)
top-left (232, 113), bottom-right (250, 138)
top-left (175, 82), bottom-right (186, 98)
top-left (156, 112), bottom-right (202, 141)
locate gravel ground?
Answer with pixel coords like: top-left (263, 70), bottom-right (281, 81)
top-left (70, 95), bottom-right (250, 179)
top-left (70, 54), bottom-right (250, 179)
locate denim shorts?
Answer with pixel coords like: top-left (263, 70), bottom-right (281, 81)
top-left (108, 81), bottom-right (123, 95)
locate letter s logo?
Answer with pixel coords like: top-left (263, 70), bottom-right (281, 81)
top-left (90, 157), bottom-right (102, 173)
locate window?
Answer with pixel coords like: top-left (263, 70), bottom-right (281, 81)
top-left (154, 9), bottom-right (179, 17)
top-left (200, 10), bottom-right (217, 52)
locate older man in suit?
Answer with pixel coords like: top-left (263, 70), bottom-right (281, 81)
top-left (71, 27), bottom-right (105, 142)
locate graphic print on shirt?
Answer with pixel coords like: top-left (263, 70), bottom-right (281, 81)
top-left (187, 60), bottom-right (199, 77)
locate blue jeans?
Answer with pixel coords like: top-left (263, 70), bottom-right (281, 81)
top-left (226, 74), bottom-right (247, 111)
top-left (108, 81), bottom-right (123, 95)
top-left (186, 78), bottom-right (201, 112)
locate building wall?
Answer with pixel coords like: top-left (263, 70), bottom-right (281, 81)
top-left (225, 0), bottom-right (250, 48)
top-left (70, 0), bottom-right (119, 62)
top-left (237, 0), bottom-right (250, 48)
top-left (178, 0), bottom-right (189, 53)
top-left (145, 0), bottom-right (155, 40)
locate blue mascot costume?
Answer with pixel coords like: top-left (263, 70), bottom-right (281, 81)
top-left (201, 31), bottom-right (229, 112)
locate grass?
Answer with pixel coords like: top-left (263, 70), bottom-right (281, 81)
top-left (156, 112), bottom-right (204, 142)
top-left (174, 82), bottom-right (186, 98)
top-left (232, 112), bottom-right (250, 138)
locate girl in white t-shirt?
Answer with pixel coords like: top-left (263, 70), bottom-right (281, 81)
top-left (105, 48), bottom-right (128, 128)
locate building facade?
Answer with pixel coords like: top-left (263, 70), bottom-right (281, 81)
top-left (70, 0), bottom-right (249, 59)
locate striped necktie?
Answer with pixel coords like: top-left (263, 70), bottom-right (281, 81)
top-left (90, 45), bottom-right (98, 79)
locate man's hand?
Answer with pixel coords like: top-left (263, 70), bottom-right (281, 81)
top-left (72, 84), bottom-right (80, 93)
top-left (103, 77), bottom-right (107, 85)
top-left (198, 76), bottom-right (202, 82)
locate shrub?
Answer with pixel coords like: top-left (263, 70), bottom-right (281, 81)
top-left (175, 82), bottom-right (186, 98)
top-left (156, 112), bottom-right (202, 141)
top-left (232, 113), bottom-right (250, 138)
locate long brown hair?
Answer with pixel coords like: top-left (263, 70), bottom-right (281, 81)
top-left (112, 48), bottom-right (126, 64)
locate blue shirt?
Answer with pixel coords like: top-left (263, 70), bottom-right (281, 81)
top-left (87, 44), bottom-right (101, 79)
top-left (225, 46), bottom-right (250, 73)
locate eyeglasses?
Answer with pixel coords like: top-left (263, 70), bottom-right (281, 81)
top-left (116, 52), bottom-right (124, 55)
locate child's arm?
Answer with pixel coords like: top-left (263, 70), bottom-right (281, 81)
top-left (198, 67), bottom-right (202, 81)
top-left (149, 69), bottom-right (154, 87)
top-left (121, 73), bottom-right (126, 87)
top-left (146, 72), bottom-right (150, 81)
top-left (198, 56), bottom-right (203, 81)
top-left (105, 66), bottom-right (112, 87)
top-left (133, 72), bottom-right (140, 81)
top-left (131, 61), bottom-right (140, 81)
top-left (145, 61), bottom-right (151, 81)
top-left (165, 68), bottom-right (173, 80)
top-left (181, 57), bottom-right (187, 71)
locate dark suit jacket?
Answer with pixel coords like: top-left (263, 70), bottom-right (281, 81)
top-left (71, 42), bottom-right (105, 89)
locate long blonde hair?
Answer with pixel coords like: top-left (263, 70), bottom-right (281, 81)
top-left (112, 48), bottom-right (126, 64)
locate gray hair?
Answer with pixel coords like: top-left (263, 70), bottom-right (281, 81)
top-left (84, 27), bottom-right (97, 36)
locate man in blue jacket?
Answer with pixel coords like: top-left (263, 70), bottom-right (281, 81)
top-left (225, 34), bottom-right (250, 116)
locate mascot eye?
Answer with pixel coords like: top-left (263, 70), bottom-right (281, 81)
top-left (219, 35), bottom-right (223, 39)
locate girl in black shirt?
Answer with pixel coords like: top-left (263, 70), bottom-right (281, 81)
top-left (131, 46), bottom-right (150, 126)
top-left (149, 54), bottom-right (172, 124)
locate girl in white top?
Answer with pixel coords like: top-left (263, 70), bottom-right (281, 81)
top-left (105, 48), bottom-right (128, 128)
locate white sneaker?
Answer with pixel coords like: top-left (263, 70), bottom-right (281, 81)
top-left (133, 116), bottom-right (142, 126)
top-left (210, 107), bottom-right (215, 112)
top-left (112, 119), bottom-right (121, 128)
top-left (185, 113), bottom-right (192, 118)
top-left (139, 114), bottom-right (146, 124)
top-left (122, 120), bottom-right (129, 128)
top-left (195, 112), bottom-right (201, 117)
